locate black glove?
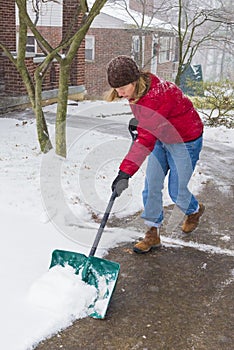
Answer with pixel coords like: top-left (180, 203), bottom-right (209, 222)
top-left (128, 118), bottom-right (138, 141)
top-left (111, 170), bottom-right (130, 196)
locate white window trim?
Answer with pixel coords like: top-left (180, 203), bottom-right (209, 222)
top-left (159, 36), bottom-right (172, 64)
top-left (26, 34), bottom-right (37, 55)
top-left (85, 35), bottom-right (95, 61)
top-left (131, 35), bottom-right (145, 67)
top-left (16, 32), bottom-right (37, 57)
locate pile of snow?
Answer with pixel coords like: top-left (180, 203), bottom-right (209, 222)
top-left (28, 264), bottom-right (97, 319)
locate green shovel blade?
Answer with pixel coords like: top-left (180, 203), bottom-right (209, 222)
top-left (50, 249), bottom-right (120, 319)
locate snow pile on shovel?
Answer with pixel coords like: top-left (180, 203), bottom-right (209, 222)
top-left (28, 264), bottom-right (97, 319)
top-left (28, 263), bottom-right (117, 324)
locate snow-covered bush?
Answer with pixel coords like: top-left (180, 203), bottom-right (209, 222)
top-left (190, 80), bottom-right (234, 128)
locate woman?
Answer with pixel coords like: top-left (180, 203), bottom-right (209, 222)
top-left (105, 55), bottom-right (205, 254)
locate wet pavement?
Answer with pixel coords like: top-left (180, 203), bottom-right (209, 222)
top-left (35, 181), bottom-right (234, 350)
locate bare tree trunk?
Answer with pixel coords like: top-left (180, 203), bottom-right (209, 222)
top-left (15, 0), bottom-right (53, 153)
top-left (34, 70), bottom-right (53, 152)
top-left (56, 62), bottom-right (70, 158)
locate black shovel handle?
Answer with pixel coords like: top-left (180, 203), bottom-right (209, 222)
top-left (88, 190), bottom-right (118, 257)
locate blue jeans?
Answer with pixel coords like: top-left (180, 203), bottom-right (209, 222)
top-left (141, 136), bottom-right (203, 227)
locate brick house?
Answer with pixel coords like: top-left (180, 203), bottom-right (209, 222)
top-left (0, 0), bottom-right (178, 109)
top-left (0, 0), bottom-right (85, 110)
top-left (85, 0), bottom-right (179, 98)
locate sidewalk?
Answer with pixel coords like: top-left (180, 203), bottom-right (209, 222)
top-left (35, 180), bottom-right (234, 350)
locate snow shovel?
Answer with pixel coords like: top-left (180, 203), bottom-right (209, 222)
top-left (49, 190), bottom-right (120, 319)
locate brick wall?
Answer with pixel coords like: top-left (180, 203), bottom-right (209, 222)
top-left (2, 57), bottom-right (60, 95)
top-left (129, 0), bottom-right (154, 16)
top-left (0, 0), bottom-right (85, 97)
top-left (142, 33), bottom-right (154, 71)
top-left (84, 28), bottom-right (176, 97)
top-left (157, 62), bottom-right (176, 81)
top-left (62, 0), bottom-right (85, 86)
top-left (0, 0), bottom-right (16, 92)
top-left (34, 27), bottom-right (62, 50)
top-left (85, 28), bottom-right (133, 98)
top-left (0, 0), bottom-right (16, 50)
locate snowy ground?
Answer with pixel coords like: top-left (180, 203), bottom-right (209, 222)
top-left (0, 100), bottom-right (233, 350)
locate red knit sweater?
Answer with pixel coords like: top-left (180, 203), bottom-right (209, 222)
top-left (119, 74), bottom-right (203, 176)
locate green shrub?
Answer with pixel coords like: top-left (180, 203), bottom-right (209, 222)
top-left (189, 80), bottom-right (234, 128)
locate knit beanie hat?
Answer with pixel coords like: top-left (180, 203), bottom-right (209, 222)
top-left (107, 55), bottom-right (140, 88)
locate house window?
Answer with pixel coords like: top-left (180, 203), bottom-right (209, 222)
top-left (159, 37), bottom-right (172, 63)
top-left (132, 35), bottom-right (145, 67)
top-left (26, 35), bottom-right (36, 54)
top-left (85, 35), bottom-right (95, 61)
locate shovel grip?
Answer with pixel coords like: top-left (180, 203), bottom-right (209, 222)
top-left (89, 190), bottom-right (118, 257)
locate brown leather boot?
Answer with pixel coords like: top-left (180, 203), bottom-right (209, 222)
top-left (133, 227), bottom-right (161, 254)
top-left (182, 203), bottom-right (205, 233)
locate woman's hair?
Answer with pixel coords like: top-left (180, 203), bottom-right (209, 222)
top-left (104, 72), bottom-right (151, 103)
